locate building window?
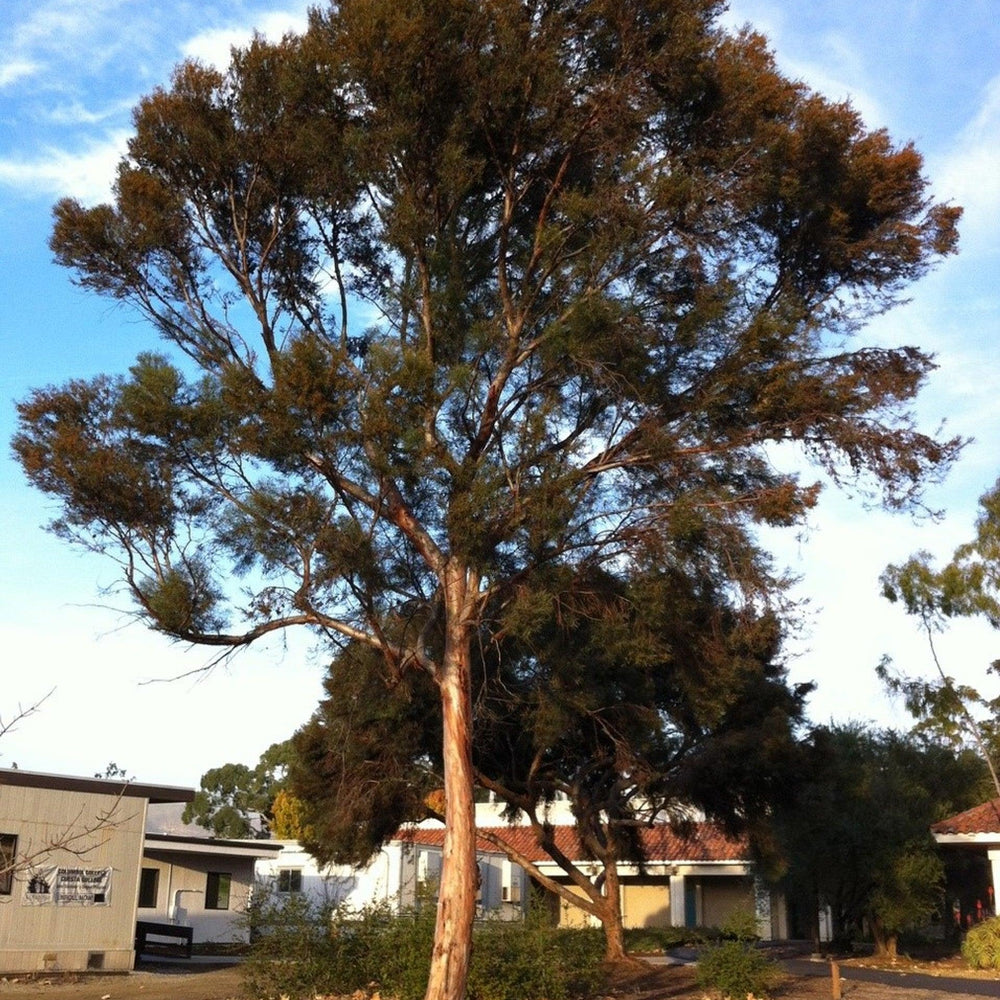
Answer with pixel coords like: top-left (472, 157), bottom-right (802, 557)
top-left (138, 867), bottom-right (159, 908)
top-left (277, 868), bottom-right (302, 893)
top-left (205, 871), bottom-right (232, 910)
top-left (1, 834), bottom-right (16, 895)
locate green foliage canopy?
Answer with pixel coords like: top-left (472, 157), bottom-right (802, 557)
top-left (771, 725), bottom-right (987, 956)
top-left (15, 2), bottom-right (961, 664)
top-left (882, 481), bottom-right (1000, 781)
top-left (183, 740), bottom-right (293, 839)
top-left (10, 2), bottom-right (964, 993)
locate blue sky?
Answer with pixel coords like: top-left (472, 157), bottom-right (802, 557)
top-left (1, 0), bottom-right (998, 788)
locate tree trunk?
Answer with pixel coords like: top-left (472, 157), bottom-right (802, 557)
top-left (601, 858), bottom-right (628, 962)
top-left (871, 920), bottom-right (898, 962)
top-left (809, 887), bottom-right (822, 955)
top-left (424, 573), bottom-right (478, 1000)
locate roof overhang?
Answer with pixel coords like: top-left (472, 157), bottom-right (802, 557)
top-left (533, 858), bottom-right (750, 877)
top-left (932, 832), bottom-right (1000, 847)
top-left (1, 767), bottom-right (194, 804)
top-left (144, 833), bottom-right (283, 859)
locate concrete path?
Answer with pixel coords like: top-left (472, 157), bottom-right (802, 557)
top-left (783, 957), bottom-right (1000, 997)
top-left (650, 948), bottom-right (1000, 996)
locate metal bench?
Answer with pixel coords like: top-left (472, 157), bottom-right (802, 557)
top-left (134, 919), bottom-right (194, 959)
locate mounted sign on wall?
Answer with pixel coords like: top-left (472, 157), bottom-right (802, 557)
top-left (23, 867), bottom-right (112, 906)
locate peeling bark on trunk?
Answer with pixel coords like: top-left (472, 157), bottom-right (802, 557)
top-left (600, 858), bottom-right (628, 962)
top-left (424, 569), bottom-right (478, 1000)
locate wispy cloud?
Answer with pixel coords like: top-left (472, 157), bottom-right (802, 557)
top-left (0, 3), bottom-right (312, 207)
top-left (45, 98), bottom-right (133, 127)
top-left (0, 131), bottom-right (128, 203)
top-left (180, 9), bottom-right (310, 68)
top-left (6, 0), bottom-right (141, 79)
top-left (932, 75), bottom-right (1000, 251)
top-left (10, 0), bottom-right (130, 48)
top-left (0, 59), bottom-right (41, 88)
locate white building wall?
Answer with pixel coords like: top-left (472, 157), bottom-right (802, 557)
top-left (256, 841), bottom-right (399, 911)
top-left (140, 849), bottom-right (259, 943)
top-left (253, 839), bottom-right (523, 918)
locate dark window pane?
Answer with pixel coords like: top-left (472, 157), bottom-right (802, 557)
top-left (138, 867), bottom-right (159, 908)
top-left (206, 871), bottom-right (231, 910)
top-left (278, 869), bottom-right (302, 893)
top-left (0, 834), bottom-right (17, 896)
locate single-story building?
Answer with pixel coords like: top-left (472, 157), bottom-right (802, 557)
top-left (1, 771), bottom-right (287, 972)
top-left (139, 831), bottom-right (282, 944)
top-left (423, 821), bottom-right (785, 938)
top-left (254, 830), bottom-right (524, 919)
top-left (252, 797), bottom-right (782, 938)
top-left (931, 799), bottom-right (1000, 929)
top-left (0, 768), bottom-right (192, 973)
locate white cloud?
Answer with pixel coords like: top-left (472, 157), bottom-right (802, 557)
top-left (11, 0), bottom-right (129, 49)
top-left (932, 74), bottom-right (1000, 250)
top-left (46, 98), bottom-right (132, 127)
top-left (7, 0), bottom-right (139, 78)
top-left (0, 130), bottom-right (128, 203)
top-left (761, 486), bottom-right (1000, 730)
top-left (0, 59), bottom-right (41, 88)
top-left (180, 9), bottom-right (310, 68)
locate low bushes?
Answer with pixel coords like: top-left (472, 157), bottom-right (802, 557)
top-left (242, 890), bottom-right (604, 1000)
top-left (963, 917), bottom-right (1000, 970)
top-left (467, 913), bottom-right (603, 1000)
top-left (694, 911), bottom-right (781, 1000)
top-left (623, 925), bottom-right (713, 953)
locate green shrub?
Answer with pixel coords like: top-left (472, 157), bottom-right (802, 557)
top-left (241, 889), bottom-right (344, 999)
top-left (694, 911), bottom-right (780, 1000)
top-left (695, 941), bottom-right (781, 1000)
top-left (469, 912), bottom-right (603, 1000)
top-left (241, 888), bottom-right (604, 1000)
top-left (963, 917), bottom-right (1000, 970)
top-left (624, 925), bottom-right (710, 953)
top-left (371, 904), bottom-right (437, 1000)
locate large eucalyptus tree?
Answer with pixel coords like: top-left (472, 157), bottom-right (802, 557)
top-left (15, 2), bottom-right (960, 996)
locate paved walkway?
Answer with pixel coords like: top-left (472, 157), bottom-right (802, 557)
top-left (650, 948), bottom-right (1000, 996)
top-left (784, 957), bottom-right (1000, 997)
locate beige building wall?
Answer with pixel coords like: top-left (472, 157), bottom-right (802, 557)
top-left (555, 881), bottom-right (674, 930)
top-left (549, 872), bottom-right (762, 935)
top-left (621, 882), bottom-right (671, 928)
top-left (699, 875), bottom-right (754, 928)
top-left (556, 884), bottom-right (595, 928)
top-left (0, 782), bottom-right (148, 973)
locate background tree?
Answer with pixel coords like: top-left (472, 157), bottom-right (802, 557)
top-left (288, 562), bottom-right (807, 962)
top-left (13, 2), bottom-right (961, 997)
top-left (473, 562), bottom-right (807, 960)
top-left (771, 724), bottom-right (987, 958)
top-left (94, 762), bottom-right (133, 781)
top-left (290, 635), bottom-right (443, 866)
top-left (881, 479), bottom-right (1000, 795)
top-left (184, 740), bottom-right (292, 839)
top-left (270, 788), bottom-right (313, 840)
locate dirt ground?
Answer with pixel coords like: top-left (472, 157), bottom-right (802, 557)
top-left (0, 959), bottom-right (994, 1000)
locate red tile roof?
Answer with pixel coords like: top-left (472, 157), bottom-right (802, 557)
top-left (395, 827), bottom-right (507, 855)
top-left (932, 799), bottom-right (1000, 836)
top-left (395, 823), bottom-right (748, 863)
